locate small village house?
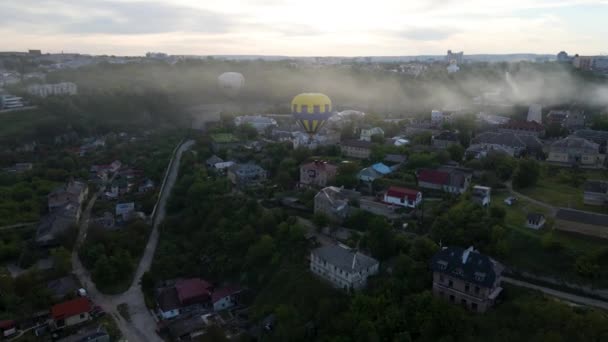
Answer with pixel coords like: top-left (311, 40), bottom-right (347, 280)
top-left (383, 186), bottom-right (422, 208)
top-left (526, 213), bottom-right (546, 230)
top-left (340, 140), bottom-right (373, 159)
top-left (299, 161), bottom-right (337, 187)
top-left (51, 297), bottom-right (92, 329)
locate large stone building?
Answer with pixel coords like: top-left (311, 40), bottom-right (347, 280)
top-left (340, 140), bottom-right (373, 159)
top-left (471, 131), bottom-right (542, 158)
top-left (299, 161), bottom-right (337, 187)
top-left (310, 245), bottom-right (379, 290)
top-left (27, 82), bottom-right (77, 97)
top-left (546, 136), bottom-right (605, 168)
top-left (498, 120), bottom-right (545, 137)
top-left (430, 246), bottom-right (503, 313)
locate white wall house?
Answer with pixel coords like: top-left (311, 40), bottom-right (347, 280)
top-left (310, 245), bottom-right (379, 291)
top-left (27, 82), bottom-right (78, 97)
top-left (383, 186), bottom-right (422, 208)
top-left (472, 186), bottom-right (492, 207)
top-left (360, 127), bottom-right (384, 142)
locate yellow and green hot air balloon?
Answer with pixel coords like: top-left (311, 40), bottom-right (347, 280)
top-left (291, 93), bottom-right (332, 136)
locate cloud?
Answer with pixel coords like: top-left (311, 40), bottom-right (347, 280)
top-left (400, 28), bottom-right (457, 41)
top-left (0, 0), bottom-right (234, 35)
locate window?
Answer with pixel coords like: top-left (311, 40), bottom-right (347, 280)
top-left (448, 280), bottom-right (453, 288)
top-left (80, 313), bottom-right (86, 319)
top-left (449, 295), bottom-right (455, 302)
top-left (439, 275), bottom-right (444, 283)
top-left (472, 303), bottom-right (478, 311)
top-left (461, 299), bottom-right (467, 306)
top-left (465, 284), bottom-right (470, 292)
top-left (475, 286), bottom-right (480, 294)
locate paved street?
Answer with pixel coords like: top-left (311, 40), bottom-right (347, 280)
top-left (71, 140), bottom-right (194, 342)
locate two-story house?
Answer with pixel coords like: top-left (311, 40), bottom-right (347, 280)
top-left (228, 164), bottom-right (267, 189)
top-left (314, 186), bottom-right (360, 223)
top-left (340, 140), bottom-right (373, 159)
top-left (547, 136), bottom-right (606, 168)
top-left (417, 167), bottom-right (472, 194)
top-left (300, 161), bottom-right (337, 188)
top-left (432, 131), bottom-right (460, 149)
top-left (51, 297), bottom-right (92, 329)
top-left (430, 246), bottom-right (504, 313)
top-left (310, 245), bottom-right (379, 290)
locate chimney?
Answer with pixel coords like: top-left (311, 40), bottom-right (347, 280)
top-left (462, 246), bottom-right (474, 264)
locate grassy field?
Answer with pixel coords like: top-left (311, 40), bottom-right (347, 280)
top-left (493, 191), bottom-right (608, 287)
top-left (516, 166), bottom-right (608, 214)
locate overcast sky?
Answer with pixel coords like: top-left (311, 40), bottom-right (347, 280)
top-left (2, 0), bottom-right (607, 56)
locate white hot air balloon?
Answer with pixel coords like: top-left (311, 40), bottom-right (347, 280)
top-left (217, 72), bottom-right (245, 98)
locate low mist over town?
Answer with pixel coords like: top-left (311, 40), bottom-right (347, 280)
top-left (1, 1), bottom-right (608, 341)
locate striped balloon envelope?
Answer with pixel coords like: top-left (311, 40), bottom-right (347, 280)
top-left (291, 93), bottom-right (333, 135)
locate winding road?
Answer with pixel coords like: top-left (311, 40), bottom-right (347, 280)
top-left (71, 140), bottom-right (195, 342)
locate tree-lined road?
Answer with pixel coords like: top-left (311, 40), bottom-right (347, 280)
top-left (71, 139), bottom-right (194, 342)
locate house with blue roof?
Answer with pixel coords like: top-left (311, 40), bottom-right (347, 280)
top-left (371, 163), bottom-right (392, 175)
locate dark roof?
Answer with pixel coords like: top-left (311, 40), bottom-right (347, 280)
top-left (386, 186), bottom-right (420, 201)
top-left (47, 275), bottom-right (79, 299)
top-left (584, 180), bottom-right (608, 194)
top-left (500, 120), bottom-right (544, 132)
top-left (312, 245), bottom-right (379, 273)
top-left (434, 131), bottom-right (459, 141)
top-left (167, 315), bottom-right (206, 338)
top-left (206, 155), bottom-right (224, 165)
top-left (556, 209), bottom-right (608, 227)
top-left (340, 139), bottom-right (373, 149)
top-left (384, 154), bottom-right (407, 164)
top-left (473, 131), bottom-right (542, 150)
top-left (157, 287), bottom-right (181, 312)
top-left (527, 213), bottom-right (545, 223)
top-left (551, 136), bottom-right (599, 150)
top-left (574, 129), bottom-right (608, 145)
top-left (211, 286), bottom-right (242, 303)
top-left (430, 246), bottom-right (501, 288)
top-left (51, 298), bottom-right (92, 320)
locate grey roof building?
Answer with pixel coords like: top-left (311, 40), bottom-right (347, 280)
top-left (227, 163), bottom-right (267, 189)
top-left (472, 132), bottom-right (542, 157)
top-left (430, 246), bottom-right (503, 312)
top-left (555, 208), bottom-right (608, 239)
top-left (310, 245), bottom-right (379, 290)
top-left (584, 180), bottom-right (608, 206)
top-left (547, 136), bottom-right (605, 168)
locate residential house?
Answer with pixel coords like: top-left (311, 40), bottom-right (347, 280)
top-left (465, 144), bottom-right (512, 160)
top-left (228, 164), bottom-right (267, 189)
top-left (498, 120), bottom-right (545, 137)
top-left (546, 110), bottom-right (568, 126)
top-left (526, 213), bottom-right (546, 230)
top-left (574, 129), bottom-right (608, 153)
top-left (471, 186), bottom-right (491, 207)
top-left (432, 131), bottom-right (460, 149)
top-left (358, 167), bottom-right (383, 182)
top-left (156, 278), bottom-right (213, 320)
top-left (360, 126), bottom-right (384, 142)
top-left (212, 287), bottom-right (242, 311)
top-left (234, 115), bottom-right (278, 132)
top-left (310, 245), bottom-right (379, 290)
top-left (210, 133), bottom-right (240, 153)
top-left (36, 203), bottom-right (80, 246)
top-left (205, 155), bottom-right (224, 169)
top-left (138, 179), bottom-right (155, 193)
top-left (0, 320), bottom-right (16, 338)
top-left (48, 180), bottom-right (88, 211)
top-left (91, 212), bottom-right (115, 229)
top-left (417, 167), bottom-right (472, 194)
top-left (57, 328), bottom-right (110, 342)
top-left (430, 246), bottom-right (504, 313)
top-left (4, 162), bottom-right (33, 173)
top-left (431, 110), bottom-right (454, 125)
top-left (583, 180), bottom-right (608, 206)
top-left (383, 154), bottom-right (407, 171)
top-left (47, 275), bottom-right (79, 300)
top-left (555, 209), bottom-right (608, 239)
top-left (358, 198), bottom-right (402, 220)
top-left (51, 297), bottom-right (92, 329)
top-left (115, 202), bottom-right (135, 221)
top-left (340, 140), bottom-right (373, 159)
top-left (213, 161), bottom-right (236, 175)
top-left (314, 186), bottom-right (360, 223)
top-left (383, 186), bottom-right (422, 208)
top-left (300, 161), bottom-right (338, 187)
top-left (546, 136), bottom-right (605, 168)
top-left (404, 122), bottom-right (441, 138)
top-left (471, 131), bottom-right (543, 158)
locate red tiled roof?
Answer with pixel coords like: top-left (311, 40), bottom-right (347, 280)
top-left (211, 286), bottom-right (241, 303)
top-left (0, 320), bottom-right (15, 329)
top-left (51, 297), bottom-right (92, 320)
top-left (418, 169), bottom-right (449, 185)
top-left (386, 186), bottom-right (420, 201)
top-left (175, 278), bottom-right (212, 304)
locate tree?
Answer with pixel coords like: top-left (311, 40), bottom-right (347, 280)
top-left (51, 247), bottom-right (72, 274)
top-left (513, 159), bottom-right (540, 188)
top-left (447, 144), bottom-right (464, 162)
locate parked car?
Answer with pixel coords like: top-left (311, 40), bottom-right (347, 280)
top-left (504, 196), bottom-right (517, 206)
